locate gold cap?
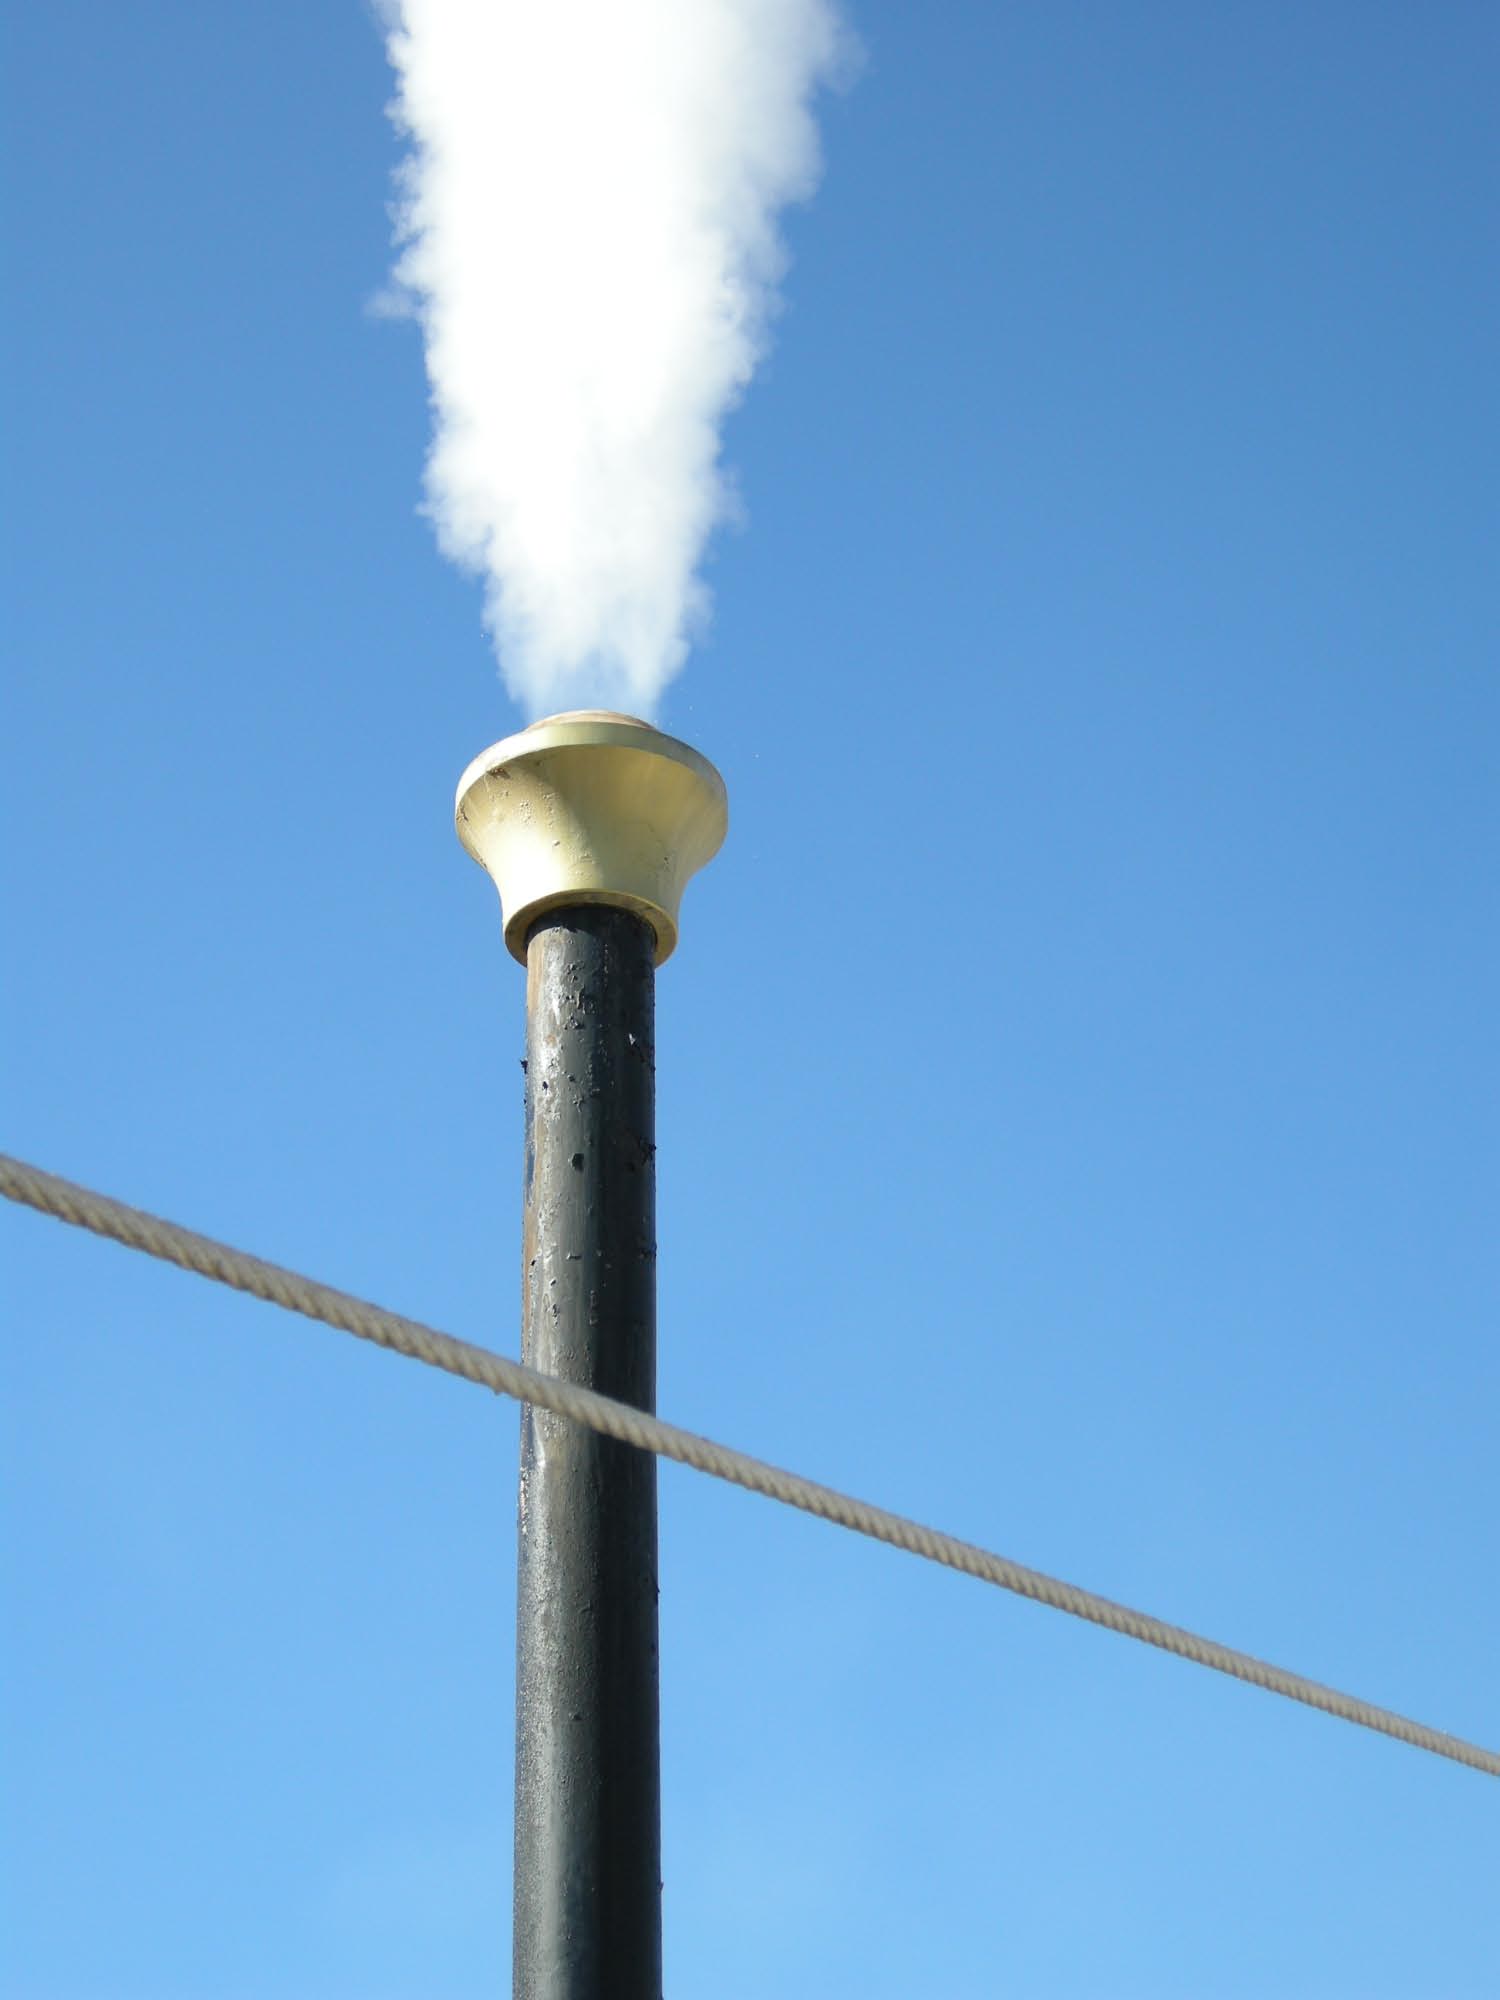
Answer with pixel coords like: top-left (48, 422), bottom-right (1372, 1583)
top-left (455, 712), bottom-right (728, 966)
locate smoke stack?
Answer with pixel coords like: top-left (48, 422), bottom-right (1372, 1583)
top-left (456, 712), bottom-right (726, 1998)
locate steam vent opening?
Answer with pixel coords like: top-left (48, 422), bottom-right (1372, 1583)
top-left (455, 711), bottom-right (728, 965)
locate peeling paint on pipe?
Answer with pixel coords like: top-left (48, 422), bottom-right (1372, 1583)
top-left (515, 907), bottom-right (660, 2000)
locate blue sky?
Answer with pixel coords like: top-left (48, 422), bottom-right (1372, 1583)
top-left (4, 4), bottom-right (1497, 1995)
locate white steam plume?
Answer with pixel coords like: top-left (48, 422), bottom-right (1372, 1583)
top-left (384, 0), bottom-right (846, 716)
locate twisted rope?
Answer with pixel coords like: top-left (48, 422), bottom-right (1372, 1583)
top-left (3, 1150), bottom-right (1495, 1780)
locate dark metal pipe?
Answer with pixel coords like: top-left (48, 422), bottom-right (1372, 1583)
top-left (514, 905), bottom-right (660, 2000)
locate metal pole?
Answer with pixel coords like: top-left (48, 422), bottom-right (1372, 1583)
top-left (455, 710), bottom-right (724, 1999)
top-left (514, 905), bottom-right (660, 2000)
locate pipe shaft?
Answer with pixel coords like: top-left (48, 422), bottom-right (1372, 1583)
top-left (515, 908), bottom-right (660, 2000)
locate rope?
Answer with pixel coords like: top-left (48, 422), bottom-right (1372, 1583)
top-left (3, 1149), bottom-right (1496, 1781)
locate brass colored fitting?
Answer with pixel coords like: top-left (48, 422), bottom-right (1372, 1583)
top-left (455, 712), bottom-right (728, 965)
